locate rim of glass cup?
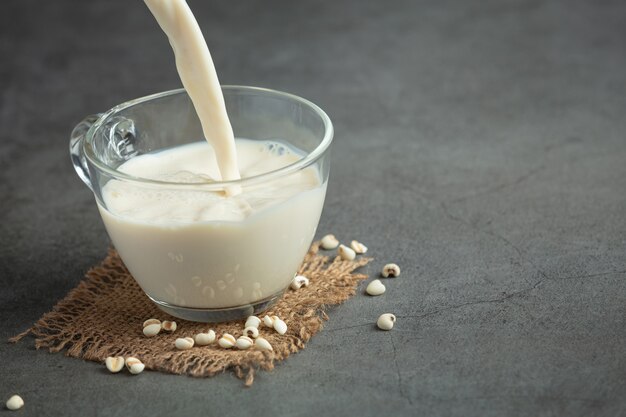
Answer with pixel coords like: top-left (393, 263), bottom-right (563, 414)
top-left (83, 85), bottom-right (334, 190)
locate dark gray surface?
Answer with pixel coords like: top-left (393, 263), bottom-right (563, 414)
top-left (1, 0), bottom-right (625, 415)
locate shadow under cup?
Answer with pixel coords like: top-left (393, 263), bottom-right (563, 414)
top-left (70, 86), bottom-right (334, 322)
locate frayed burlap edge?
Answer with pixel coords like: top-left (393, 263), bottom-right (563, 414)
top-left (10, 242), bottom-right (371, 386)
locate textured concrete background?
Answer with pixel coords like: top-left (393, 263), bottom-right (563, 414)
top-left (1, 0), bottom-right (625, 415)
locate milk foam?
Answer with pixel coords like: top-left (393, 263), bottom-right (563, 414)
top-left (102, 139), bottom-right (319, 223)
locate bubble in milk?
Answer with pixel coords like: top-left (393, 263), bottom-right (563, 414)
top-left (263, 141), bottom-right (291, 157)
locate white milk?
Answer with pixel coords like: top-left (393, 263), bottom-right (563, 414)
top-left (99, 140), bottom-right (326, 308)
top-left (144, 0), bottom-right (240, 184)
top-left (100, 1), bottom-right (327, 310)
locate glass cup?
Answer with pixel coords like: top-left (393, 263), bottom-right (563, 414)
top-left (70, 86), bottom-right (333, 322)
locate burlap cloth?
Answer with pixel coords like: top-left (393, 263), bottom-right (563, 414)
top-left (11, 242), bottom-right (371, 385)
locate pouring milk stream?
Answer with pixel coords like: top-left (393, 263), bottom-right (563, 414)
top-left (144, 0), bottom-right (241, 189)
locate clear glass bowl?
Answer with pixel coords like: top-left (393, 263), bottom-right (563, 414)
top-left (70, 86), bottom-right (333, 322)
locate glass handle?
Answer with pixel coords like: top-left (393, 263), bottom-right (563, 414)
top-left (69, 114), bottom-right (101, 191)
